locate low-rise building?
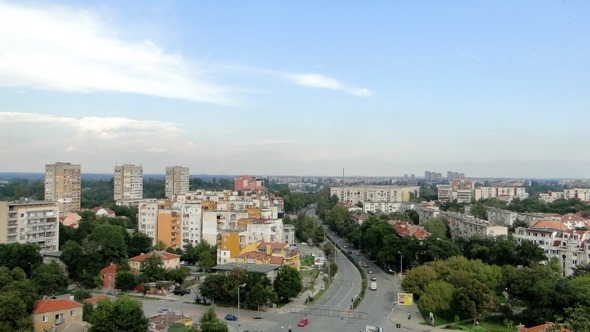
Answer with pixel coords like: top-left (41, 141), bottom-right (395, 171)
top-left (32, 297), bottom-right (87, 332)
top-left (100, 263), bottom-right (117, 289)
top-left (129, 251), bottom-right (181, 271)
top-left (442, 212), bottom-right (508, 239)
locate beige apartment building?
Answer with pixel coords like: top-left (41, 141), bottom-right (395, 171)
top-left (165, 166), bottom-right (189, 199)
top-left (0, 199), bottom-right (59, 252)
top-left (330, 185), bottom-right (419, 204)
top-left (44, 162), bottom-right (81, 213)
top-left (114, 164), bottom-right (143, 201)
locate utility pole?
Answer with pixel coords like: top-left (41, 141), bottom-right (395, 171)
top-left (237, 283), bottom-right (246, 332)
top-left (398, 251), bottom-right (403, 278)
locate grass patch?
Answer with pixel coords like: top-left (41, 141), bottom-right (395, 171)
top-left (301, 255), bottom-right (315, 267)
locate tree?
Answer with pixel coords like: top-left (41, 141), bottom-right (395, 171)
top-left (199, 306), bottom-right (229, 332)
top-left (423, 218), bottom-right (448, 239)
top-left (0, 243), bottom-right (42, 276)
top-left (0, 290), bottom-right (32, 332)
top-left (88, 224), bottom-right (128, 264)
top-left (31, 261), bottom-right (68, 295)
top-left (115, 271), bottom-right (137, 291)
top-left (139, 255), bottom-right (167, 282)
top-left (167, 267), bottom-right (191, 284)
top-left (274, 265), bottom-right (302, 302)
top-left (419, 280), bottom-right (454, 315)
top-left (88, 296), bottom-right (148, 332)
top-left (453, 279), bottom-right (497, 322)
top-left (126, 232), bottom-right (153, 257)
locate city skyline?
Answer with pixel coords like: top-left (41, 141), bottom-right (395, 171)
top-left (1, 1), bottom-right (589, 178)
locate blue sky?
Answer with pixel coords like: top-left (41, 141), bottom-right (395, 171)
top-left (1, 1), bottom-right (589, 178)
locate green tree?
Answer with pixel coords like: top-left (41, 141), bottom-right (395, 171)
top-left (0, 290), bottom-right (32, 332)
top-left (88, 296), bottom-right (148, 332)
top-left (126, 231), bottom-right (153, 257)
top-left (419, 280), bottom-right (454, 315)
top-left (167, 267), bottom-right (191, 284)
top-left (0, 243), bottom-right (42, 276)
top-left (199, 306), bottom-right (229, 332)
top-left (139, 255), bottom-right (167, 282)
top-left (274, 265), bottom-right (302, 302)
top-left (88, 224), bottom-right (128, 264)
top-left (423, 218), bottom-right (448, 239)
top-left (31, 261), bottom-right (69, 295)
top-left (453, 279), bottom-right (497, 322)
top-left (115, 271), bottom-right (137, 291)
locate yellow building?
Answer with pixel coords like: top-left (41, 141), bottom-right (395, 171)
top-left (32, 298), bottom-right (87, 332)
top-left (235, 241), bottom-right (300, 271)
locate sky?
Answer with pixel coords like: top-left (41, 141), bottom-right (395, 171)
top-left (1, 1), bottom-right (589, 178)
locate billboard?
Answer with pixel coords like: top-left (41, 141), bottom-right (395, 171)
top-left (397, 293), bottom-right (413, 306)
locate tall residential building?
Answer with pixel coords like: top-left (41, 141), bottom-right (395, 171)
top-left (165, 166), bottom-right (189, 199)
top-left (44, 162), bottom-right (81, 213)
top-left (0, 199), bottom-right (59, 252)
top-left (113, 164), bottom-right (143, 201)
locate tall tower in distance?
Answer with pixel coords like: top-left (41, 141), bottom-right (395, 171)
top-left (44, 162), bottom-right (81, 213)
top-left (114, 164), bottom-right (143, 201)
top-left (165, 166), bottom-right (189, 198)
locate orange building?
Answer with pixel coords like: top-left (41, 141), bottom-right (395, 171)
top-left (217, 231), bottom-right (244, 264)
top-left (157, 209), bottom-right (182, 249)
top-left (129, 250), bottom-right (181, 271)
top-left (99, 263), bottom-right (117, 289)
top-left (235, 241), bottom-right (300, 270)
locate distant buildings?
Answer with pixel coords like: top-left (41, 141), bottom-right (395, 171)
top-left (0, 199), bottom-right (59, 252)
top-left (165, 166), bottom-right (189, 199)
top-left (424, 171), bottom-right (442, 181)
top-left (113, 164), bottom-right (143, 201)
top-left (44, 162), bottom-right (81, 213)
top-left (234, 175), bottom-right (266, 192)
top-left (438, 180), bottom-right (527, 204)
top-left (330, 185), bottom-right (419, 205)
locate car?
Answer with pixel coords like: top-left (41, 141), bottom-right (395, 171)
top-left (368, 269), bottom-right (373, 274)
top-left (253, 313), bottom-right (264, 319)
top-left (371, 276), bottom-right (377, 281)
top-left (347, 250), bottom-right (352, 254)
top-left (297, 318), bottom-right (309, 327)
top-left (159, 306), bottom-right (169, 313)
top-left (173, 288), bottom-right (191, 295)
top-left (362, 262), bottom-right (368, 268)
top-left (224, 314), bottom-right (238, 321)
top-left (356, 251), bottom-right (361, 256)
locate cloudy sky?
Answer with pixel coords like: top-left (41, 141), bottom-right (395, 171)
top-left (1, 1), bottom-right (589, 178)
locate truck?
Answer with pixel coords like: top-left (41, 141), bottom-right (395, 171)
top-left (370, 281), bottom-right (377, 291)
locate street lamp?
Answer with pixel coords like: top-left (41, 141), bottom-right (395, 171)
top-left (237, 283), bottom-right (246, 332)
top-left (398, 251), bottom-right (403, 278)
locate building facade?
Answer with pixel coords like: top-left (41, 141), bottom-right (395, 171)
top-left (113, 164), bottom-right (143, 201)
top-left (165, 166), bottom-right (189, 199)
top-left (330, 185), bottom-right (419, 205)
top-left (0, 199), bottom-right (59, 252)
top-left (44, 162), bottom-right (81, 213)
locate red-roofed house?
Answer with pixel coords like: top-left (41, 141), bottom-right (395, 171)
top-left (99, 263), bottom-right (117, 289)
top-left (32, 297), bottom-right (87, 332)
top-left (517, 322), bottom-right (571, 332)
top-left (234, 241), bottom-right (300, 270)
top-left (389, 220), bottom-right (431, 240)
top-left (128, 251), bottom-right (181, 271)
top-left (83, 294), bottom-right (107, 307)
top-left (60, 212), bottom-right (82, 229)
top-left (92, 207), bottom-right (116, 218)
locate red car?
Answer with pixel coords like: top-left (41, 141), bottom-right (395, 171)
top-left (297, 318), bottom-right (309, 327)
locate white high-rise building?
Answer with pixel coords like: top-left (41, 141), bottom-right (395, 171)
top-left (165, 166), bottom-right (189, 199)
top-left (44, 162), bottom-right (81, 213)
top-left (114, 164), bottom-right (143, 201)
top-left (0, 199), bottom-right (59, 252)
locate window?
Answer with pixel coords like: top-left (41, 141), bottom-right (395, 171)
top-left (71, 309), bottom-right (76, 316)
top-left (42, 315), bottom-right (48, 322)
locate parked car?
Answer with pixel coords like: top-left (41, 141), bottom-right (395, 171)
top-left (297, 318), bottom-right (309, 327)
top-left (253, 313), bottom-right (264, 319)
top-left (371, 276), bottom-right (377, 281)
top-left (347, 250), bottom-right (353, 254)
top-left (224, 314), bottom-right (238, 321)
top-left (159, 306), bottom-right (169, 313)
top-left (173, 288), bottom-right (191, 295)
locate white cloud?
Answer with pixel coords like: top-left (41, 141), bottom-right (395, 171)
top-left (232, 139), bottom-right (296, 147)
top-left (284, 73), bottom-right (371, 97)
top-left (0, 2), bottom-right (233, 105)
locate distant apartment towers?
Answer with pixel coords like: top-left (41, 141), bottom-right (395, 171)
top-left (113, 164), bottom-right (189, 201)
top-left (424, 170), bottom-right (465, 181)
top-left (44, 162), bottom-right (81, 213)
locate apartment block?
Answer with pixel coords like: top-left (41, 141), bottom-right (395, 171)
top-left (113, 164), bottom-right (143, 201)
top-left (165, 166), bottom-right (189, 199)
top-left (441, 211), bottom-right (508, 239)
top-left (44, 162), bottom-right (81, 213)
top-left (157, 209), bottom-right (182, 249)
top-left (330, 185), bottom-right (419, 205)
top-left (0, 199), bottom-right (59, 252)
top-left (235, 175), bottom-right (266, 192)
top-left (514, 221), bottom-right (590, 277)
